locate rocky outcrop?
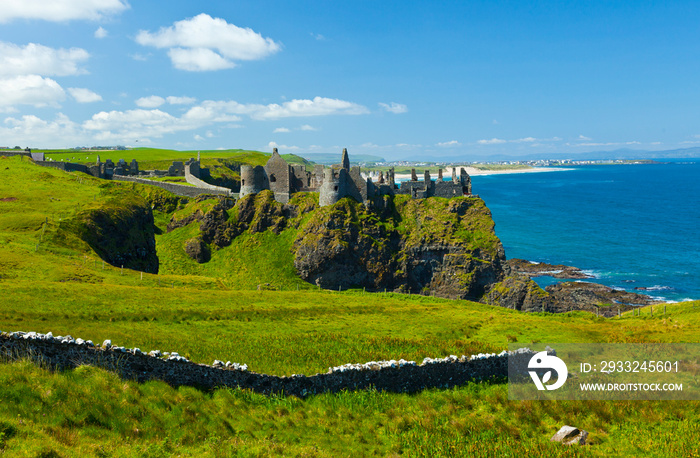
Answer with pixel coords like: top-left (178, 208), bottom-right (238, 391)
top-left (545, 282), bottom-right (660, 314)
top-left (293, 195), bottom-right (506, 300)
top-left (551, 425), bottom-right (589, 446)
top-left (61, 194), bottom-right (159, 273)
top-left (483, 274), bottom-right (552, 312)
top-left (507, 258), bottom-right (594, 279)
top-left (485, 276), bottom-right (661, 316)
top-left (184, 237), bottom-right (210, 263)
top-left (235, 190), bottom-right (297, 235)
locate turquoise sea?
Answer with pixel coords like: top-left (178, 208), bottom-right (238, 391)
top-left (471, 160), bottom-right (700, 303)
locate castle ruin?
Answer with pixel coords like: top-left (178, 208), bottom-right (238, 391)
top-left (241, 148), bottom-right (472, 206)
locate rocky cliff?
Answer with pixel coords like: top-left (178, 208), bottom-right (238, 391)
top-left (61, 193), bottom-right (159, 273)
top-left (162, 190), bottom-right (657, 314)
top-left (164, 191), bottom-right (506, 300)
top-left (293, 195), bottom-right (506, 299)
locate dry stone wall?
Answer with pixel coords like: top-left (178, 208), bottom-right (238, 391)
top-left (1, 330), bottom-right (535, 397)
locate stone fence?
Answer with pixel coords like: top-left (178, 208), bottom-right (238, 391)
top-left (35, 160), bottom-right (89, 174)
top-left (1, 151), bottom-right (45, 161)
top-left (1, 331), bottom-right (535, 397)
top-left (112, 175), bottom-right (232, 198)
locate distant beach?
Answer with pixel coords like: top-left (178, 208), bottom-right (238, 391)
top-left (393, 166), bottom-right (572, 180)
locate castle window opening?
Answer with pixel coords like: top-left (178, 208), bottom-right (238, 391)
top-left (270, 174), bottom-right (276, 182)
top-left (334, 186), bottom-right (338, 191)
top-left (241, 179), bottom-right (245, 185)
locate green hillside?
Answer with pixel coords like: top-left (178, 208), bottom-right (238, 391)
top-left (1, 155), bottom-right (699, 456)
top-left (43, 148), bottom-right (314, 187)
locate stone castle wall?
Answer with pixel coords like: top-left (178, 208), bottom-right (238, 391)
top-left (1, 331), bottom-right (535, 397)
top-left (184, 163), bottom-right (232, 195)
top-left (112, 175), bottom-right (232, 198)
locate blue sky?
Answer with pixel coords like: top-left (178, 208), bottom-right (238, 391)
top-left (1, 0), bottom-right (699, 161)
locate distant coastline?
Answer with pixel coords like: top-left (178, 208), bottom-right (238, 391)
top-left (394, 166), bottom-right (572, 180)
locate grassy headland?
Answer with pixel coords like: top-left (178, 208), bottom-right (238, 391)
top-left (1, 154), bottom-right (699, 456)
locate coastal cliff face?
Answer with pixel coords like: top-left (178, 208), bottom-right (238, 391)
top-left (59, 194), bottom-right (159, 273)
top-left (164, 191), bottom-right (506, 300)
top-left (293, 195), bottom-right (506, 300)
top-left (161, 190), bottom-right (656, 313)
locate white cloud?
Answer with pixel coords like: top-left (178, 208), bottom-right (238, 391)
top-left (0, 42), bottom-right (89, 77)
top-left (130, 53), bottom-right (149, 62)
top-left (194, 134), bottom-right (204, 141)
top-left (267, 141), bottom-right (299, 151)
top-left (300, 124), bottom-right (316, 131)
top-left (166, 96), bottom-right (196, 105)
top-left (185, 97), bottom-right (368, 121)
top-left (94, 26), bottom-right (108, 39)
top-left (274, 127), bottom-right (291, 133)
top-left (477, 136), bottom-right (561, 145)
top-left (578, 135), bottom-right (592, 141)
top-left (136, 13), bottom-right (281, 71)
top-left (378, 102), bottom-right (408, 114)
top-left (68, 87), bottom-right (102, 103)
top-left (83, 109), bottom-right (190, 141)
top-left (0, 0), bottom-right (129, 23)
top-left (492, 119), bottom-right (499, 125)
top-left (167, 47), bottom-right (235, 72)
top-left (574, 141), bottom-right (642, 147)
top-left (251, 97), bottom-right (369, 120)
top-left (0, 94), bottom-right (370, 146)
top-left (477, 138), bottom-right (507, 145)
top-left (310, 32), bottom-right (326, 41)
top-left (182, 103), bottom-right (243, 123)
top-left (135, 95), bottom-right (165, 108)
top-left (437, 140), bottom-right (461, 147)
top-left (0, 75), bottom-right (65, 108)
top-left (0, 113), bottom-right (81, 147)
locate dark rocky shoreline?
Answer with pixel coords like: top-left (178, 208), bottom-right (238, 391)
top-left (486, 259), bottom-right (662, 317)
top-left (507, 258), bottom-right (594, 279)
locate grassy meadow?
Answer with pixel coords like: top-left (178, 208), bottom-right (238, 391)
top-left (1, 154), bottom-right (699, 456)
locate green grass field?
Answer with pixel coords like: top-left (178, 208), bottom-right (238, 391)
top-left (1, 154), bottom-right (699, 456)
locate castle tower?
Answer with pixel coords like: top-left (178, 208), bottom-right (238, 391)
top-left (411, 168), bottom-right (418, 181)
top-left (460, 167), bottom-right (472, 195)
top-left (341, 148), bottom-right (350, 170)
top-left (239, 165), bottom-right (266, 199)
top-left (438, 169), bottom-right (443, 181)
top-left (264, 148), bottom-right (292, 203)
top-left (319, 168), bottom-right (345, 207)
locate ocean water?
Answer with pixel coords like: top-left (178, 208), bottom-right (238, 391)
top-left (471, 161), bottom-right (700, 303)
